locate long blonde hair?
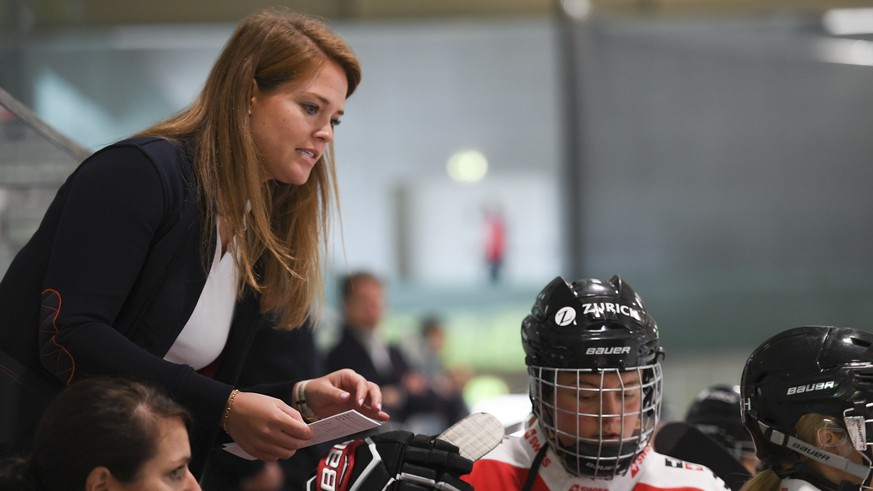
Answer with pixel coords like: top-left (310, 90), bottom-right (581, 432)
top-left (136, 8), bottom-right (361, 328)
top-left (739, 413), bottom-right (837, 491)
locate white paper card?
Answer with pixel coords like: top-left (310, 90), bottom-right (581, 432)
top-left (222, 409), bottom-right (382, 460)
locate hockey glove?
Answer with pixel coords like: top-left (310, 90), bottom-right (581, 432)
top-left (306, 430), bottom-right (474, 491)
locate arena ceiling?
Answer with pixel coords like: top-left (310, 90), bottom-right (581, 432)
top-left (14, 0), bottom-right (873, 29)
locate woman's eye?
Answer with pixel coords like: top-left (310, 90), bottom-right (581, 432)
top-left (331, 118), bottom-right (342, 128)
top-left (301, 103), bottom-right (318, 115)
top-left (169, 466), bottom-right (186, 480)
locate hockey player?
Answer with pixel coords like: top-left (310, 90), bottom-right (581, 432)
top-left (463, 275), bottom-right (729, 490)
top-left (686, 384), bottom-right (759, 475)
top-left (739, 325), bottom-right (873, 491)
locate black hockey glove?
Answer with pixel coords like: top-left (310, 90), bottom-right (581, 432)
top-left (306, 430), bottom-right (474, 491)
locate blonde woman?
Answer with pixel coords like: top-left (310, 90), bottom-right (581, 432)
top-left (740, 326), bottom-right (873, 491)
top-left (0, 8), bottom-right (388, 477)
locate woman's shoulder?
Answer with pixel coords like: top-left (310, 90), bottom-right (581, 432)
top-left (63, 136), bottom-right (194, 210)
top-left (96, 136), bottom-right (191, 174)
top-left (82, 136), bottom-right (192, 185)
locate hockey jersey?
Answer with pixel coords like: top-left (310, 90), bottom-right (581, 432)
top-left (463, 419), bottom-right (730, 491)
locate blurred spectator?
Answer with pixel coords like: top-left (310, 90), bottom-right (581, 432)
top-left (482, 205), bottom-right (506, 284)
top-left (406, 315), bottom-right (470, 433)
top-left (325, 272), bottom-right (446, 431)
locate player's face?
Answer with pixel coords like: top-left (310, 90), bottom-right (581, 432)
top-left (553, 370), bottom-right (642, 448)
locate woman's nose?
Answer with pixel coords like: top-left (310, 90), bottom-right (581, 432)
top-left (187, 469), bottom-right (203, 490)
top-left (315, 121), bottom-right (334, 142)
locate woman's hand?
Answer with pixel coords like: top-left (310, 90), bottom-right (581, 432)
top-left (224, 391), bottom-right (314, 461)
top-left (303, 368), bottom-right (391, 422)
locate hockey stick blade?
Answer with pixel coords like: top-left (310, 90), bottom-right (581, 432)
top-left (436, 411), bottom-right (505, 461)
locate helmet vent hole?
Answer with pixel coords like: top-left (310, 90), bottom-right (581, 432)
top-left (850, 337), bottom-right (873, 349)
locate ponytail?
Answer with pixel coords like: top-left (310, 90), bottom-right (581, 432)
top-left (738, 468), bottom-right (781, 491)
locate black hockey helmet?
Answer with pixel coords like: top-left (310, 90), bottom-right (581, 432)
top-left (521, 275), bottom-right (664, 479)
top-left (686, 384), bottom-right (755, 461)
top-left (521, 275), bottom-right (662, 371)
top-left (740, 326), bottom-right (873, 484)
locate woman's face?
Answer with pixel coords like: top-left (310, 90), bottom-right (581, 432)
top-left (250, 60), bottom-right (348, 185)
top-left (109, 416), bottom-right (200, 491)
top-left (552, 370), bottom-right (643, 448)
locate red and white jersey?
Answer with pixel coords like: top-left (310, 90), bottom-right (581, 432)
top-left (463, 419), bottom-right (729, 491)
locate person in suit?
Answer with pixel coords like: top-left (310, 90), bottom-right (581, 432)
top-left (325, 272), bottom-right (440, 428)
top-left (0, 7), bottom-right (388, 478)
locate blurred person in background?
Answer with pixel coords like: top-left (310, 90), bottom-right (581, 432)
top-left (740, 326), bottom-right (873, 491)
top-left (0, 377), bottom-right (200, 491)
top-left (685, 384), bottom-right (759, 475)
top-left (482, 205), bottom-right (507, 284)
top-left (463, 275), bottom-right (729, 491)
top-left (325, 272), bottom-right (447, 432)
top-left (405, 314), bottom-right (470, 434)
top-left (0, 7), bottom-right (388, 479)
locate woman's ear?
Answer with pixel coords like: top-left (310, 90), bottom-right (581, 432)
top-left (251, 79), bottom-right (260, 108)
top-left (85, 466), bottom-right (112, 491)
top-left (816, 426), bottom-right (843, 448)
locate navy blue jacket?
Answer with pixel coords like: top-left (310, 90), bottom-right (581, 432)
top-left (0, 137), bottom-right (293, 475)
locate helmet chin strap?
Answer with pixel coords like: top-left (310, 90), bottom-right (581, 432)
top-left (757, 420), bottom-right (873, 485)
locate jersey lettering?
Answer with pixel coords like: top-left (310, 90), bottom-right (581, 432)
top-left (630, 445), bottom-right (650, 477)
top-left (524, 428), bottom-right (543, 453)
